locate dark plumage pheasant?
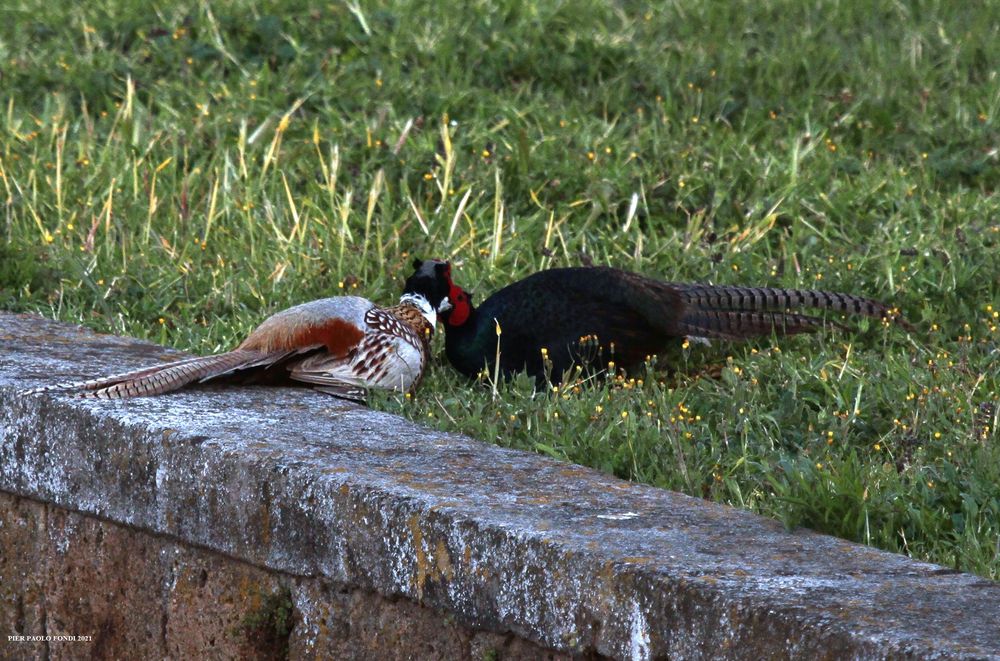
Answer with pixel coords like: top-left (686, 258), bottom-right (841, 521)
top-left (404, 259), bottom-right (909, 384)
top-left (23, 293), bottom-right (440, 402)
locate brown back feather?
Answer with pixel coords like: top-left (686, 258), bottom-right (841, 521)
top-left (385, 302), bottom-right (435, 350)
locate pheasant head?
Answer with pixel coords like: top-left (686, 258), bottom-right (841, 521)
top-left (404, 258), bottom-right (471, 326)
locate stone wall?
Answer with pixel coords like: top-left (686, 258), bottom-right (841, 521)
top-left (1, 492), bottom-right (563, 660)
top-left (2, 311), bottom-right (999, 660)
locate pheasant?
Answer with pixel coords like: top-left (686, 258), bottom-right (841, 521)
top-left (403, 259), bottom-right (910, 384)
top-left (23, 293), bottom-right (441, 402)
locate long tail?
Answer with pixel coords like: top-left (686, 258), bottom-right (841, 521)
top-left (674, 284), bottom-right (910, 339)
top-left (21, 350), bottom-right (265, 399)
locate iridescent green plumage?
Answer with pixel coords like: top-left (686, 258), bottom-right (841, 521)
top-left (405, 260), bottom-right (909, 385)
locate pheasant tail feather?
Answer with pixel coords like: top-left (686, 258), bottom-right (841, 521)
top-left (22, 350), bottom-right (262, 399)
top-left (676, 284), bottom-right (911, 333)
top-left (678, 310), bottom-right (844, 340)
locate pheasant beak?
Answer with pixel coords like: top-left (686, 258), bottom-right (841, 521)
top-left (437, 296), bottom-right (454, 313)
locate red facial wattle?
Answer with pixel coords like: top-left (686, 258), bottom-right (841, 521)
top-left (447, 283), bottom-right (470, 326)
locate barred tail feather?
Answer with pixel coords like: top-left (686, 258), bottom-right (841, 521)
top-left (20, 354), bottom-right (210, 397)
top-left (21, 350), bottom-right (263, 399)
top-left (677, 284), bottom-right (910, 329)
top-left (679, 310), bottom-right (842, 340)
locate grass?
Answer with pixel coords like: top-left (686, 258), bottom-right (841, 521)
top-left (2, 0), bottom-right (998, 578)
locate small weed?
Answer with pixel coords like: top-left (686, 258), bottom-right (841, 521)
top-left (239, 587), bottom-right (294, 659)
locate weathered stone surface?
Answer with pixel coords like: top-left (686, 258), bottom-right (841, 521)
top-left (2, 311), bottom-right (999, 659)
top-left (0, 492), bottom-right (567, 660)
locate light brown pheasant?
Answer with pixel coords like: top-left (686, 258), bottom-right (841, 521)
top-left (24, 293), bottom-right (441, 402)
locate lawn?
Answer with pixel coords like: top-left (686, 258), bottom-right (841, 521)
top-left (2, 0), bottom-right (998, 578)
